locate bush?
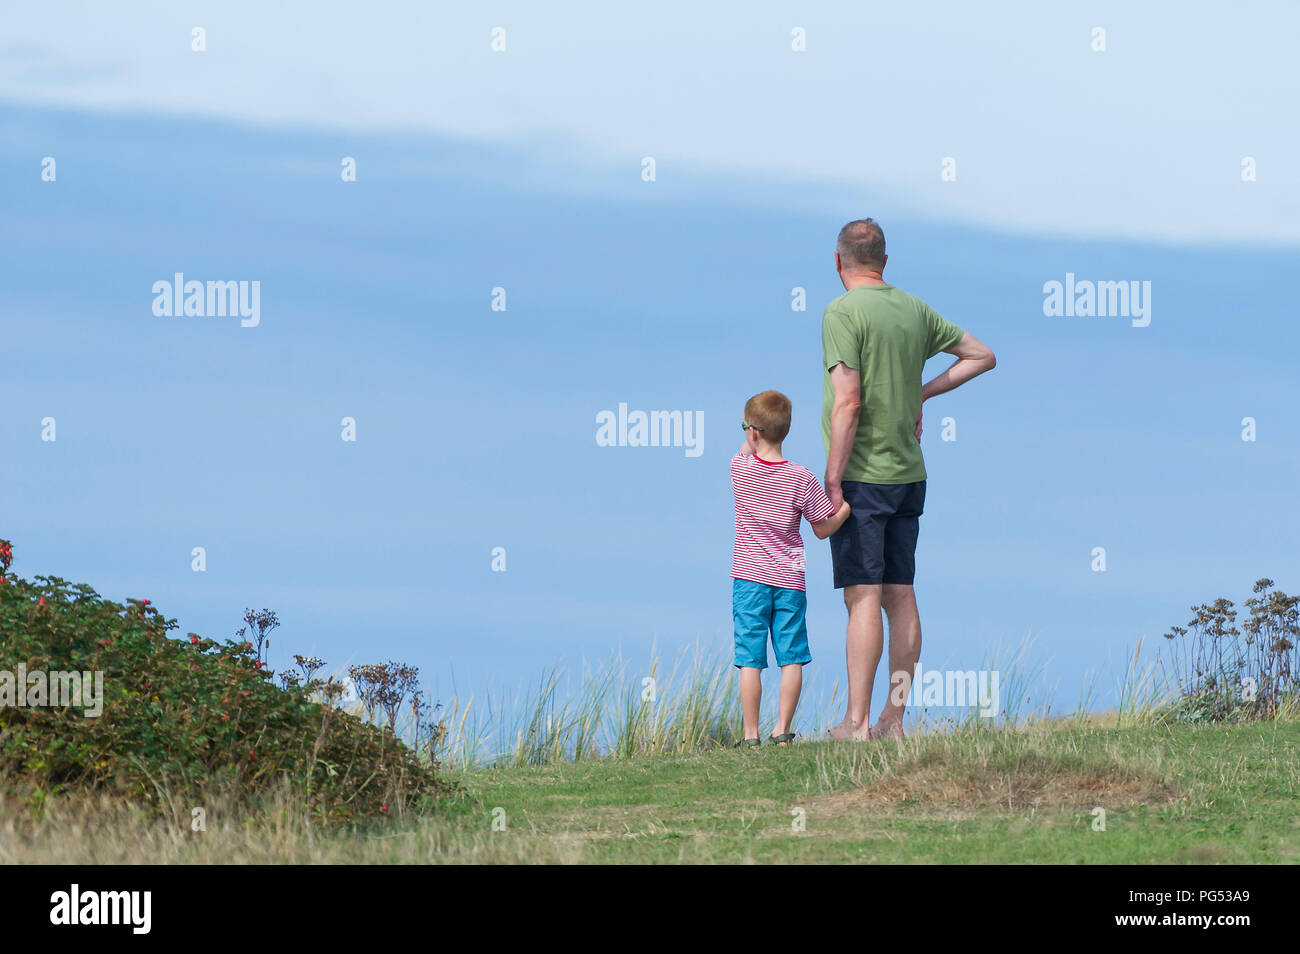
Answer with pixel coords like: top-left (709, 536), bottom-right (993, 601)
top-left (1160, 578), bottom-right (1300, 723)
top-left (0, 538), bottom-right (449, 823)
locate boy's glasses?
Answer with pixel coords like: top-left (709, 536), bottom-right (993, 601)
top-left (741, 422), bottom-right (764, 432)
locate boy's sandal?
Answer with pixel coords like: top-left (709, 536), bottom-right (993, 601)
top-left (769, 732), bottom-right (796, 746)
top-left (734, 737), bottom-right (762, 749)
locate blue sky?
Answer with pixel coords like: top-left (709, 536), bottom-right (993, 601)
top-left (2, 3), bottom-right (1297, 725)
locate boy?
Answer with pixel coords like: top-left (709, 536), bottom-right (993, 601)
top-left (731, 390), bottom-right (851, 747)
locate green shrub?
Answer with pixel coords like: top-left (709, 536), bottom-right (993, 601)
top-left (0, 538), bottom-right (449, 822)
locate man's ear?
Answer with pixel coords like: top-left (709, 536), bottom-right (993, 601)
top-left (881, 253), bottom-right (888, 271)
top-left (834, 251), bottom-right (842, 274)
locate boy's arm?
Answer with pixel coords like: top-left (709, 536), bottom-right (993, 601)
top-left (801, 474), bottom-right (850, 540)
top-left (737, 434), bottom-right (757, 456)
top-left (810, 500), bottom-right (851, 540)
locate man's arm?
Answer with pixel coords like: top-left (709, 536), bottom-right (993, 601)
top-left (915, 332), bottom-right (996, 438)
top-left (824, 362), bottom-right (861, 510)
top-left (922, 331), bottom-right (996, 401)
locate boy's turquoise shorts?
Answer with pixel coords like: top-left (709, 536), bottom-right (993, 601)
top-left (732, 578), bottom-right (811, 670)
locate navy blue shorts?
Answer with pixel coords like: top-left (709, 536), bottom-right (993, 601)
top-left (829, 480), bottom-right (926, 587)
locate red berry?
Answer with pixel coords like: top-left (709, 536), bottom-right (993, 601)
top-left (37, 598), bottom-right (45, 606)
top-left (380, 805), bottom-right (389, 813)
top-left (190, 636), bottom-right (199, 644)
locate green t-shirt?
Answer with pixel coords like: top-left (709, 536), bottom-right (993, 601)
top-left (820, 284), bottom-right (964, 484)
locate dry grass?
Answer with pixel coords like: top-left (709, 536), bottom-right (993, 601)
top-left (811, 728), bottom-right (1180, 817)
top-left (818, 760), bottom-right (1174, 816)
top-left (0, 790), bottom-right (555, 864)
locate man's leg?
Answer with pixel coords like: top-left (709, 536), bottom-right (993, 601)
top-left (827, 482), bottom-right (889, 741)
top-left (874, 584), bottom-right (921, 737)
top-left (829, 583), bottom-right (883, 740)
top-left (871, 481), bottom-right (926, 739)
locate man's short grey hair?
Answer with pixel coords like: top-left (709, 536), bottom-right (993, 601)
top-left (837, 218), bottom-right (886, 270)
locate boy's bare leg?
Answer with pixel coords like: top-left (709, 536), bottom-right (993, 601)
top-left (739, 667), bottom-right (763, 740)
top-left (829, 584), bottom-right (884, 740)
top-left (773, 664), bottom-right (803, 743)
top-left (871, 583), bottom-right (921, 739)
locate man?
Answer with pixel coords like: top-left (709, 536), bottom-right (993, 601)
top-left (821, 219), bottom-right (996, 741)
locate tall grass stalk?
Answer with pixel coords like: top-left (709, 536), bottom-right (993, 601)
top-left (1112, 638), bottom-right (1171, 727)
top-left (980, 634), bottom-right (1050, 728)
top-left (430, 648), bottom-right (854, 768)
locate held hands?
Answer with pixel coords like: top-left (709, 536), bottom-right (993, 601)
top-left (810, 496), bottom-right (852, 539)
top-left (824, 476), bottom-right (844, 510)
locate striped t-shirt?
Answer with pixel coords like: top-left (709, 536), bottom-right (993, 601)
top-left (730, 453), bottom-right (836, 591)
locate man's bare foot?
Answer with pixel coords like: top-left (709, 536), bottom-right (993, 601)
top-left (868, 718), bottom-right (904, 741)
top-left (827, 718), bottom-right (861, 741)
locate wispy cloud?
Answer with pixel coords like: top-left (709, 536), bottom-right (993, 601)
top-left (1, 1), bottom-right (1296, 244)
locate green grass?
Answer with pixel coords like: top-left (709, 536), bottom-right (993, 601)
top-left (430, 719), bottom-right (1300, 864)
top-left (11, 718), bottom-right (1293, 864)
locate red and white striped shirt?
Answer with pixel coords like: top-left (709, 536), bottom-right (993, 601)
top-left (730, 453), bottom-right (836, 591)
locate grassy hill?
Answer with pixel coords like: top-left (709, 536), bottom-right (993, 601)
top-left (0, 538), bottom-right (447, 825)
top-left (3, 535), bottom-right (1297, 864)
top-left (3, 718), bottom-right (1296, 863)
